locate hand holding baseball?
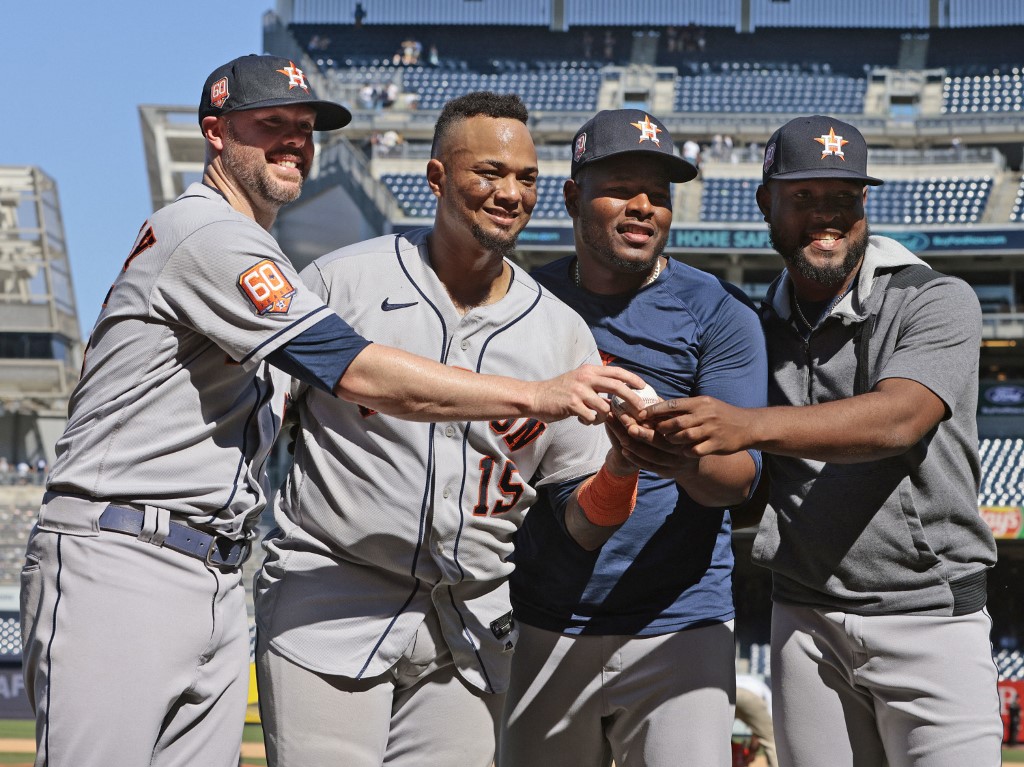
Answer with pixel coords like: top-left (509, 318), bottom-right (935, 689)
top-left (610, 381), bottom-right (662, 419)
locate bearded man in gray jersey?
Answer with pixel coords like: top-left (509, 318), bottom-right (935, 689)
top-left (253, 92), bottom-right (643, 767)
top-left (19, 58), bottom-right (643, 767)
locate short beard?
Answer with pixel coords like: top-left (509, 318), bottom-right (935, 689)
top-left (222, 121), bottom-right (302, 208)
top-left (770, 224), bottom-right (869, 289)
top-left (471, 223), bottom-right (518, 261)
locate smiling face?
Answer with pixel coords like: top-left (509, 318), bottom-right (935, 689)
top-left (757, 177), bottom-right (870, 300)
top-left (430, 115), bottom-right (538, 258)
top-left (566, 153), bottom-right (672, 290)
top-left (219, 105), bottom-right (317, 208)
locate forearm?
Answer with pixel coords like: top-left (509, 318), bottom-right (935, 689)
top-left (334, 345), bottom-right (533, 422)
top-left (673, 451), bottom-right (756, 508)
top-left (647, 379), bottom-right (948, 465)
top-left (743, 387), bottom-right (940, 463)
top-left (563, 452), bottom-right (639, 551)
top-left (336, 345), bottom-right (646, 425)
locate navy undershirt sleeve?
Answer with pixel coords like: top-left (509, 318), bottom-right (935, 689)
top-left (544, 474), bottom-right (591, 537)
top-left (267, 313), bottom-right (372, 395)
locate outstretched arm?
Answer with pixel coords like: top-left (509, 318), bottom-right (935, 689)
top-left (636, 377), bottom-right (946, 464)
top-left (336, 344), bottom-right (647, 424)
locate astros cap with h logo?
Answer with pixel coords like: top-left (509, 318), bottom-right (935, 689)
top-left (198, 54), bottom-right (352, 131)
top-left (761, 115), bottom-right (883, 186)
top-left (570, 109), bottom-right (698, 183)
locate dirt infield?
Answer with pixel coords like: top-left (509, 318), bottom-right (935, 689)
top-left (0, 738), bottom-right (267, 759)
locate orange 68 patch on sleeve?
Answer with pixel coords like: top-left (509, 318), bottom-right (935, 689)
top-left (238, 259), bottom-right (296, 315)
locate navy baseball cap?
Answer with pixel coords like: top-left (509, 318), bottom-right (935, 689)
top-left (762, 115), bottom-right (883, 186)
top-left (198, 54), bottom-right (352, 131)
top-left (570, 109), bottom-right (697, 183)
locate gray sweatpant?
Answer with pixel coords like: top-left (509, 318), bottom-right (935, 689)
top-left (20, 496), bottom-right (250, 767)
top-left (771, 602), bottom-right (1002, 767)
top-left (499, 620), bottom-right (736, 767)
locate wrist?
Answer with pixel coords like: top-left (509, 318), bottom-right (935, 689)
top-left (578, 465), bottom-right (640, 527)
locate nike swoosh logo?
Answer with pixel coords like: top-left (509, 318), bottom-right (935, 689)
top-left (381, 298), bottom-right (419, 311)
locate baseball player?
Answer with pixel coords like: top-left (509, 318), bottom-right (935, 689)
top-left (638, 116), bottom-right (1002, 766)
top-left (253, 92), bottom-right (641, 767)
top-left (18, 59), bottom-right (642, 767)
top-left (500, 110), bottom-right (767, 767)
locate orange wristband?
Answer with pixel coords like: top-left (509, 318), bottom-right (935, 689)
top-left (577, 465), bottom-right (640, 527)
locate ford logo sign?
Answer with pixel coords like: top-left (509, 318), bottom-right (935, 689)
top-left (985, 385), bottom-right (1024, 405)
top-left (880, 231), bottom-right (931, 253)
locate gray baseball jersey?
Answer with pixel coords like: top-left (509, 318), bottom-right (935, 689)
top-left (47, 183), bottom-right (334, 538)
top-left (255, 228), bottom-right (609, 694)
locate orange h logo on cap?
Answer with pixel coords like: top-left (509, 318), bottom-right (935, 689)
top-left (276, 61), bottom-right (310, 92)
top-left (815, 127), bottom-right (848, 160)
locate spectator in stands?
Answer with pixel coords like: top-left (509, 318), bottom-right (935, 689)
top-left (428, 43), bottom-right (440, 67)
top-left (603, 30), bottom-right (617, 61)
top-left (358, 82), bottom-right (377, 110)
top-left (635, 114), bottom-right (1002, 766)
top-left (683, 138), bottom-right (702, 175)
top-left (665, 26), bottom-right (680, 53)
top-left (582, 29), bottom-right (595, 59)
top-left (501, 109), bottom-right (767, 767)
top-left (0, 456), bottom-right (8, 477)
top-left (354, 2), bottom-right (366, 28)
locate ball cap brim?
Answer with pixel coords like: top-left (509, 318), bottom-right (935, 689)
top-left (762, 115), bottom-right (883, 186)
top-left (199, 54), bottom-right (352, 131)
top-left (570, 109), bottom-right (697, 183)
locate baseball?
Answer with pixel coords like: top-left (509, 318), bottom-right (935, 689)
top-left (611, 382), bottom-right (661, 416)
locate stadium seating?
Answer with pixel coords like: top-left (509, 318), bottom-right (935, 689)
top-left (1011, 176), bottom-right (1024, 223)
top-left (700, 179), bottom-right (763, 223)
top-left (995, 649), bottom-right (1024, 680)
top-left (700, 175), bottom-right (993, 225)
top-left (675, 66), bottom-right (866, 114)
top-left (381, 174), bottom-right (568, 219)
top-left (942, 68), bottom-right (1024, 114)
top-left (979, 438), bottom-right (1024, 506)
top-left (402, 65), bottom-right (601, 112)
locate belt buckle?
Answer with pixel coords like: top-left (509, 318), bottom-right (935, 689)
top-left (205, 536), bottom-right (252, 569)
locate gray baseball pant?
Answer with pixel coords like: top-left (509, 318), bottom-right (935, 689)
top-left (499, 620), bottom-right (736, 767)
top-left (771, 602), bottom-right (1002, 767)
top-left (20, 497), bottom-right (250, 767)
top-left (256, 608), bottom-right (503, 767)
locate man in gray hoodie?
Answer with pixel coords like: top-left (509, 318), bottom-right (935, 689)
top-left (633, 115), bottom-right (1001, 767)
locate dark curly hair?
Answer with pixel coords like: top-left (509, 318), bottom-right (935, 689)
top-left (430, 91), bottom-right (530, 160)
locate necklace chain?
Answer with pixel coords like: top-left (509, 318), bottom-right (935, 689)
top-left (574, 258), bottom-right (661, 289)
top-left (792, 295), bottom-right (815, 332)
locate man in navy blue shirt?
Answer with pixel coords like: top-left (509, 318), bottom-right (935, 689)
top-left (501, 110), bottom-right (768, 767)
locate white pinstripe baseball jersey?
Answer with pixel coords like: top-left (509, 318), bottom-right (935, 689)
top-left (47, 183), bottom-right (334, 538)
top-left (255, 229), bottom-right (609, 694)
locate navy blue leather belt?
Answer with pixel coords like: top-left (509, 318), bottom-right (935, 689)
top-left (98, 505), bottom-right (251, 569)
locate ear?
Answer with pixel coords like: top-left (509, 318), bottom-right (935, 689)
top-left (755, 184), bottom-right (771, 222)
top-left (563, 179), bottom-right (580, 219)
top-left (425, 158), bottom-right (445, 199)
top-left (202, 116), bottom-right (226, 152)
